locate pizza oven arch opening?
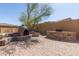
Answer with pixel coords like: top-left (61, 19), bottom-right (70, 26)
top-left (23, 29), bottom-right (29, 35)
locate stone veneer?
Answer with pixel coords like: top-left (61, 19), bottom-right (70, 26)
top-left (47, 31), bottom-right (76, 41)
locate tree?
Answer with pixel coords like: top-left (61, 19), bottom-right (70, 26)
top-left (20, 3), bottom-right (53, 30)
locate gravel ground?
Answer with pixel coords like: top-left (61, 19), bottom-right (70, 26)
top-left (0, 35), bottom-right (79, 56)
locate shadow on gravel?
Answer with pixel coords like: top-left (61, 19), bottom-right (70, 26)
top-left (0, 38), bottom-right (40, 56)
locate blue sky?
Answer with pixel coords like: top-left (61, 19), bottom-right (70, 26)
top-left (0, 3), bottom-right (79, 25)
top-left (0, 3), bottom-right (25, 25)
top-left (47, 3), bottom-right (79, 22)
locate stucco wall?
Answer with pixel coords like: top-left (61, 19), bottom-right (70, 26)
top-left (38, 20), bottom-right (79, 39)
top-left (0, 26), bottom-right (18, 33)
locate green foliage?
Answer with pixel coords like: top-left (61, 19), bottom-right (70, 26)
top-left (20, 3), bottom-right (53, 30)
top-left (0, 33), bottom-right (5, 39)
top-left (0, 35), bottom-right (3, 39)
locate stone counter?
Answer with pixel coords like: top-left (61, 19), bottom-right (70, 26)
top-left (47, 31), bottom-right (76, 41)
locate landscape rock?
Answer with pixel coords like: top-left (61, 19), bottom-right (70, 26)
top-left (32, 33), bottom-right (40, 37)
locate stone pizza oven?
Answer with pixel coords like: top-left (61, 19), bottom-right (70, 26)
top-left (18, 25), bottom-right (29, 36)
top-left (0, 25), bottom-right (31, 46)
top-left (4, 25), bottom-right (30, 37)
top-left (0, 24), bottom-right (31, 46)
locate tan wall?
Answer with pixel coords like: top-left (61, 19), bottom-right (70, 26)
top-left (0, 26), bottom-right (18, 33)
top-left (38, 20), bottom-right (79, 39)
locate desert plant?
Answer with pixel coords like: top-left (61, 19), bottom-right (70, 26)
top-left (20, 3), bottom-right (53, 30)
top-left (0, 33), bottom-right (5, 39)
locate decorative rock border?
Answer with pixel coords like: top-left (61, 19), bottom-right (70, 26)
top-left (0, 37), bottom-right (13, 46)
top-left (0, 35), bottom-right (31, 46)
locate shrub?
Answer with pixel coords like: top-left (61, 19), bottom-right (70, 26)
top-left (0, 33), bottom-right (6, 39)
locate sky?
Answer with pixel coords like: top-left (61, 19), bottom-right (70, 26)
top-left (0, 3), bottom-right (79, 25)
top-left (0, 3), bottom-right (25, 25)
top-left (47, 3), bottom-right (79, 22)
